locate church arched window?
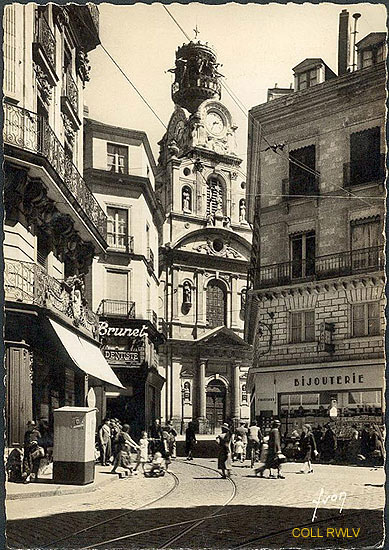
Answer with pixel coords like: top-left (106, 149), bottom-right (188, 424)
top-left (206, 176), bottom-right (224, 216)
top-left (182, 186), bottom-right (192, 212)
top-left (206, 279), bottom-right (227, 328)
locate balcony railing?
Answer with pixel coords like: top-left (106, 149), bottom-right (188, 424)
top-left (147, 309), bottom-right (158, 327)
top-left (147, 248), bottom-right (155, 271)
top-left (64, 68), bottom-right (79, 116)
top-left (343, 154), bottom-right (385, 187)
top-left (251, 247), bottom-right (384, 289)
top-left (97, 300), bottom-right (136, 318)
top-left (4, 259), bottom-right (99, 336)
top-left (35, 13), bottom-right (56, 70)
top-left (107, 235), bottom-right (134, 253)
top-left (3, 103), bottom-right (107, 242)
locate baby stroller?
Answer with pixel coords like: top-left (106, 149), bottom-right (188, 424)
top-left (144, 452), bottom-right (166, 477)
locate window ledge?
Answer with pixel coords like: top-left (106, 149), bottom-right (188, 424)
top-left (342, 334), bottom-right (383, 343)
top-left (274, 342), bottom-right (317, 350)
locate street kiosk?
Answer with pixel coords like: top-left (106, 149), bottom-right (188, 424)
top-left (53, 406), bottom-right (97, 485)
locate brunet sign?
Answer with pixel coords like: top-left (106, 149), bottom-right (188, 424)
top-left (98, 321), bottom-right (148, 338)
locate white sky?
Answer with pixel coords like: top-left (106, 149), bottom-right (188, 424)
top-left (84, 3), bottom-right (387, 167)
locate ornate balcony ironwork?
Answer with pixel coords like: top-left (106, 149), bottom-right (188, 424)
top-left (97, 300), bottom-right (136, 318)
top-left (250, 246), bottom-right (384, 289)
top-left (64, 69), bottom-right (79, 116)
top-left (35, 13), bottom-right (56, 70)
top-left (3, 103), bottom-right (107, 241)
top-left (4, 259), bottom-right (99, 337)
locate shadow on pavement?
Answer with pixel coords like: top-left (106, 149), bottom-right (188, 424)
top-left (7, 503), bottom-right (384, 549)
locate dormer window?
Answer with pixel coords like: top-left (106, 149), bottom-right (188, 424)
top-left (356, 33), bottom-right (386, 70)
top-left (298, 69), bottom-right (317, 91)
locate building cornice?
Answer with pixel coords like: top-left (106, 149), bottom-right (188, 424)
top-left (249, 357), bottom-right (385, 375)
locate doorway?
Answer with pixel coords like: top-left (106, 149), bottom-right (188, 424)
top-left (206, 379), bottom-right (226, 433)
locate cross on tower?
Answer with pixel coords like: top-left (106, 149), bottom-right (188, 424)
top-left (193, 24), bottom-right (200, 39)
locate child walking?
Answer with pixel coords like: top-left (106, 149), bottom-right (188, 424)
top-left (134, 431), bottom-right (149, 474)
top-left (234, 435), bottom-right (245, 463)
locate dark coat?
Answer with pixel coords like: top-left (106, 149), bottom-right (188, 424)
top-left (265, 428), bottom-right (281, 468)
top-left (185, 426), bottom-right (197, 454)
top-left (300, 432), bottom-right (316, 461)
top-left (217, 431), bottom-right (232, 471)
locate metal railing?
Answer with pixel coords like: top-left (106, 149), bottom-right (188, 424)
top-left (64, 68), bottom-right (79, 115)
top-left (147, 309), bottom-right (158, 327)
top-left (4, 259), bottom-right (99, 336)
top-left (35, 13), bottom-right (56, 69)
top-left (172, 73), bottom-right (221, 96)
top-left (250, 246), bottom-right (384, 289)
top-left (97, 300), bottom-right (136, 318)
top-left (107, 235), bottom-right (134, 253)
top-left (3, 103), bottom-right (107, 241)
top-left (343, 154), bottom-right (385, 187)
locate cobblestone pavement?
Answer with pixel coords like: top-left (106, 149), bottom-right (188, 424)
top-left (6, 459), bottom-right (384, 549)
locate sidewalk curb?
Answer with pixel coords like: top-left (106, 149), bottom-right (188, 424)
top-left (6, 472), bottom-right (119, 500)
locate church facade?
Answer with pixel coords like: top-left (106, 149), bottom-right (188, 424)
top-left (157, 40), bottom-right (252, 433)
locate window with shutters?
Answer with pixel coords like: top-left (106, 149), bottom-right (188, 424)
top-left (352, 302), bottom-right (380, 337)
top-left (297, 68), bottom-right (317, 90)
top-left (290, 310), bottom-right (315, 343)
top-left (206, 280), bottom-right (227, 328)
top-left (290, 232), bottom-right (316, 279)
top-left (107, 143), bottom-right (128, 174)
top-left (107, 207), bottom-right (128, 250)
top-left (289, 145), bottom-right (317, 196)
top-left (106, 270), bottom-right (128, 302)
top-left (4, 5), bottom-right (19, 99)
top-left (349, 127), bottom-right (381, 186)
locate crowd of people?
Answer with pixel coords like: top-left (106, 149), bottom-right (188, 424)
top-left (96, 417), bottom-right (178, 477)
top-left (212, 419), bottom-right (385, 480)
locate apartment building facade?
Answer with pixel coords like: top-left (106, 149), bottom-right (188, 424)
top-left (83, 119), bottom-right (166, 434)
top-left (3, 4), bottom-right (122, 446)
top-left (245, 22), bottom-right (386, 435)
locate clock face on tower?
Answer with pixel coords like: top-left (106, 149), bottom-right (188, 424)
top-left (205, 110), bottom-right (225, 135)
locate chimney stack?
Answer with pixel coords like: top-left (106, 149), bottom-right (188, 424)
top-left (338, 9), bottom-right (350, 75)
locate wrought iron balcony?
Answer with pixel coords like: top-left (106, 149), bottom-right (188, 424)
top-left (63, 68), bottom-right (79, 117)
top-left (4, 259), bottom-right (99, 336)
top-left (107, 235), bottom-right (134, 253)
top-left (97, 300), bottom-right (136, 318)
top-left (343, 154), bottom-right (385, 187)
top-left (250, 246), bottom-right (384, 289)
top-left (147, 309), bottom-right (158, 327)
top-left (147, 248), bottom-right (155, 271)
top-left (34, 12), bottom-right (56, 73)
top-left (3, 103), bottom-right (107, 243)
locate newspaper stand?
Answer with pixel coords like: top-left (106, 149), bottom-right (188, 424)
top-left (53, 406), bottom-right (97, 485)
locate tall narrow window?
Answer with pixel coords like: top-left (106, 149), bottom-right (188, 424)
top-left (107, 143), bottom-right (128, 174)
top-left (291, 232), bottom-right (315, 278)
top-left (289, 145), bottom-right (317, 196)
top-left (352, 302), bottom-right (380, 337)
top-left (349, 127), bottom-right (381, 186)
top-left (106, 270), bottom-right (128, 302)
top-left (206, 279), bottom-right (227, 328)
top-left (4, 5), bottom-right (18, 98)
top-left (291, 310), bottom-right (315, 343)
top-left (107, 207), bottom-right (128, 249)
top-left (207, 176), bottom-right (224, 216)
top-left (351, 218), bottom-right (381, 269)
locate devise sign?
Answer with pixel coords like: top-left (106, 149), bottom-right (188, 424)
top-left (99, 321), bottom-right (148, 338)
top-left (294, 373), bottom-right (364, 387)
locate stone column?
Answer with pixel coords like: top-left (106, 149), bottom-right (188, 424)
top-left (197, 359), bottom-right (208, 433)
top-left (232, 362), bottom-right (241, 425)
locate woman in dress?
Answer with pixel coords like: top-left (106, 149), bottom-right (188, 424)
top-left (299, 424), bottom-right (317, 474)
top-left (216, 423), bottom-right (233, 478)
top-left (185, 421), bottom-right (197, 460)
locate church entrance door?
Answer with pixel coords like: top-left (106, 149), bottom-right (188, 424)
top-left (206, 379), bottom-right (226, 434)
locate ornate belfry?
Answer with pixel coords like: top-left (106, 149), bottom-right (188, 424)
top-left (157, 37), bottom-right (252, 433)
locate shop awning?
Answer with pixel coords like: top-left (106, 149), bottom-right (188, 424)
top-left (49, 319), bottom-right (124, 388)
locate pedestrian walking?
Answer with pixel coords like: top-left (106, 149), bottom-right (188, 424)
top-left (360, 424), bottom-right (371, 460)
top-left (234, 435), bottom-right (245, 462)
top-left (99, 418), bottom-right (112, 466)
top-left (321, 424), bottom-right (337, 462)
top-left (255, 420), bottom-right (285, 479)
top-left (167, 421), bottom-right (178, 458)
top-left (255, 429), bottom-right (270, 477)
top-left (299, 424), bottom-right (317, 473)
top-left (247, 420), bottom-right (262, 466)
top-left (216, 423), bottom-right (233, 478)
top-left (134, 431), bottom-right (149, 474)
top-left (149, 418), bottom-right (163, 455)
top-left (185, 421), bottom-right (197, 460)
top-left (111, 424), bottom-right (139, 474)
top-left (235, 420), bottom-right (249, 461)
top-left (348, 424), bottom-right (360, 463)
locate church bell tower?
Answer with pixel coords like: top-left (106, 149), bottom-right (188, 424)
top-left (157, 37), bottom-right (252, 434)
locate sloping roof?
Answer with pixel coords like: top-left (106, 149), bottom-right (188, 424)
top-left (292, 58), bottom-right (325, 73)
top-left (195, 326), bottom-right (250, 347)
top-left (356, 32), bottom-right (386, 50)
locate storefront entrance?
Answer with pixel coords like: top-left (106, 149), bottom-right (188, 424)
top-left (206, 379), bottom-right (226, 433)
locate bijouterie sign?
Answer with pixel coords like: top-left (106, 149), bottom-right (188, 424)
top-left (98, 321), bottom-right (148, 338)
top-left (294, 373), bottom-right (364, 387)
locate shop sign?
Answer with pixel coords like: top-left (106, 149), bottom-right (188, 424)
top-left (98, 321), bottom-right (148, 338)
top-left (104, 349), bottom-right (142, 367)
top-left (294, 373), bottom-right (364, 387)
